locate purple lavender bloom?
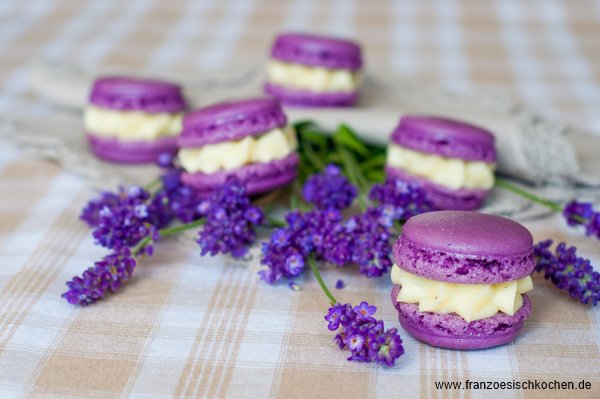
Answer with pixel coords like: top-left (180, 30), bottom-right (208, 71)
top-left (88, 186), bottom-right (160, 252)
top-left (153, 169), bottom-right (206, 223)
top-left (156, 152), bottom-right (175, 168)
top-left (288, 281), bottom-right (302, 291)
top-left (322, 207), bottom-right (394, 277)
top-left (563, 200), bottom-right (600, 240)
top-left (197, 178), bottom-right (263, 258)
top-left (80, 191), bottom-right (122, 228)
top-left (369, 178), bottom-right (435, 222)
top-left (325, 302), bottom-right (404, 366)
top-left (259, 209), bottom-right (342, 283)
top-left (354, 301), bottom-right (377, 321)
top-left (62, 247), bottom-right (137, 306)
top-left (335, 279), bottom-right (345, 289)
top-left (535, 239), bottom-right (600, 306)
top-left (371, 327), bottom-right (405, 367)
top-left (325, 303), bottom-right (351, 331)
top-left (303, 164), bottom-right (358, 211)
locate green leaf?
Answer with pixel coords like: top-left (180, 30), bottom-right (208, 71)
top-left (298, 129), bottom-right (329, 147)
top-left (332, 124), bottom-right (369, 157)
top-left (293, 120), bottom-right (318, 131)
top-left (300, 142), bottom-right (327, 171)
top-left (359, 153), bottom-right (387, 171)
top-left (365, 169), bottom-right (386, 183)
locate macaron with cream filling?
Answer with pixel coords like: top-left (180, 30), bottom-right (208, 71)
top-left (264, 33), bottom-right (363, 107)
top-left (386, 115), bottom-right (497, 210)
top-left (84, 76), bottom-right (187, 163)
top-left (390, 211), bottom-right (535, 350)
top-left (177, 97), bottom-right (299, 196)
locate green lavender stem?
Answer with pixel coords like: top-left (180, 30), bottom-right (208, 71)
top-left (307, 255), bottom-right (337, 305)
top-left (337, 146), bottom-right (368, 211)
top-left (131, 218), bottom-right (206, 256)
top-left (143, 177), bottom-right (162, 193)
top-left (494, 177), bottom-right (563, 213)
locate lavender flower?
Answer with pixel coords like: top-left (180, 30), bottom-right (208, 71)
top-left (303, 164), bottom-right (358, 211)
top-left (154, 169), bottom-right (205, 223)
top-left (535, 240), bottom-right (600, 306)
top-left (563, 200), bottom-right (600, 240)
top-left (197, 178), bottom-right (263, 258)
top-left (325, 301), bottom-right (404, 366)
top-left (369, 178), bottom-right (434, 221)
top-left (259, 210), bottom-right (342, 283)
top-left (322, 207), bottom-right (394, 277)
top-left (84, 186), bottom-right (160, 252)
top-left (61, 247), bottom-right (136, 306)
top-left (80, 191), bottom-right (122, 228)
top-left (156, 152), bottom-right (176, 168)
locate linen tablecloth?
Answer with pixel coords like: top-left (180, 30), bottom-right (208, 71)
top-left (1, 1), bottom-right (599, 398)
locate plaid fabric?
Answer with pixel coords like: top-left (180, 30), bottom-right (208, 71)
top-left (0, 1), bottom-right (599, 398)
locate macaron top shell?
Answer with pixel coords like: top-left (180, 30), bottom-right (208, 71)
top-left (178, 98), bottom-right (287, 148)
top-left (390, 115), bottom-right (496, 162)
top-left (402, 211), bottom-right (533, 257)
top-left (270, 33), bottom-right (363, 70)
top-left (89, 76), bottom-right (187, 113)
top-left (393, 211), bottom-right (535, 284)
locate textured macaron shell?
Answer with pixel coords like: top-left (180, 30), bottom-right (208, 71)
top-left (178, 98), bottom-right (287, 148)
top-left (86, 133), bottom-right (178, 164)
top-left (385, 166), bottom-right (488, 211)
top-left (264, 83), bottom-right (358, 107)
top-left (181, 152), bottom-right (298, 196)
top-left (391, 115), bottom-right (496, 162)
top-left (89, 76), bottom-right (187, 113)
top-left (270, 33), bottom-right (362, 70)
top-left (391, 285), bottom-right (531, 350)
top-left (393, 211), bottom-right (535, 284)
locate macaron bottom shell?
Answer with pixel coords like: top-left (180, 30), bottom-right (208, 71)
top-left (181, 152), bottom-right (299, 196)
top-left (264, 83), bottom-right (358, 107)
top-left (385, 165), bottom-right (489, 211)
top-left (87, 133), bottom-right (178, 164)
top-left (391, 285), bottom-right (531, 350)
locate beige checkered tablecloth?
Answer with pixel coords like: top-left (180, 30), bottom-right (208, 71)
top-left (1, 1), bottom-right (600, 398)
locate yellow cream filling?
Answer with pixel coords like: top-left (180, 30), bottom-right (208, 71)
top-left (178, 125), bottom-right (297, 174)
top-left (386, 143), bottom-right (495, 190)
top-left (84, 105), bottom-right (183, 141)
top-left (391, 265), bottom-right (533, 322)
top-left (267, 59), bottom-right (361, 93)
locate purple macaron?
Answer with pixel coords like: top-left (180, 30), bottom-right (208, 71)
top-left (85, 76), bottom-right (187, 164)
top-left (386, 115), bottom-right (497, 210)
top-left (390, 211), bottom-right (535, 350)
top-left (177, 97), bottom-right (298, 196)
top-left (264, 33), bottom-right (363, 107)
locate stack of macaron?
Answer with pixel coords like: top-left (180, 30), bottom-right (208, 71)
top-left (386, 115), bottom-right (497, 210)
top-left (264, 33), bottom-right (363, 107)
top-left (176, 97), bottom-right (299, 196)
top-left (390, 211), bottom-right (535, 350)
top-left (84, 76), bottom-right (187, 163)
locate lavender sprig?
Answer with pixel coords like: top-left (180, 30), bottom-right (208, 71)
top-left (563, 200), bottom-right (600, 240)
top-left (534, 240), bottom-right (600, 306)
top-left (67, 175), bottom-right (258, 305)
top-left (62, 247), bottom-right (136, 306)
top-left (495, 178), bottom-right (600, 240)
top-left (369, 178), bottom-right (435, 222)
top-left (322, 207), bottom-right (394, 277)
top-left (259, 209), bottom-right (342, 283)
top-left (308, 257), bottom-right (404, 366)
top-left (197, 177), bottom-right (264, 258)
top-left (62, 218), bottom-right (205, 306)
top-left (303, 164), bottom-right (357, 211)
